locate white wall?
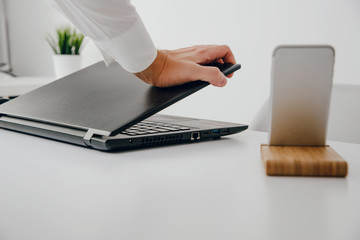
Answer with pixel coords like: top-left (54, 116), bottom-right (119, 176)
top-left (5, 0), bottom-right (102, 77)
top-left (5, 0), bottom-right (360, 124)
top-left (6, 0), bottom-right (67, 76)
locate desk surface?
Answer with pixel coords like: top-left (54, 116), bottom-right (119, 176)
top-left (0, 129), bottom-right (359, 240)
top-left (0, 77), bottom-right (54, 97)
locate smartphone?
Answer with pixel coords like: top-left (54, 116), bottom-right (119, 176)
top-left (269, 45), bottom-right (335, 146)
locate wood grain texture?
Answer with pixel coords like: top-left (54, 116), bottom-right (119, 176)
top-left (260, 144), bottom-right (348, 177)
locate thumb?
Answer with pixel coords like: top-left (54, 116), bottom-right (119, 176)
top-left (194, 65), bottom-right (228, 87)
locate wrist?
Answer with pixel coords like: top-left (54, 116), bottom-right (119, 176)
top-left (134, 50), bottom-right (168, 85)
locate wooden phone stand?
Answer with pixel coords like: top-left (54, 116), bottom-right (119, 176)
top-left (260, 144), bottom-right (348, 177)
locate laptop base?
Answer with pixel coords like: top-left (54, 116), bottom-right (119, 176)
top-left (0, 114), bottom-right (248, 151)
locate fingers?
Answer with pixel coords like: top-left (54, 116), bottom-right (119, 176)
top-left (195, 45), bottom-right (236, 65)
top-left (190, 64), bottom-right (228, 87)
top-left (227, 73), bottom-right (234, 78)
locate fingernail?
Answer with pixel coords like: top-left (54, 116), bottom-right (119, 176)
top-left (219, 76), bottom-right (227, 87)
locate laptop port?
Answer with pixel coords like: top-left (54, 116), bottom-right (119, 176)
top-left (221, 128), bottom-right (230, 134)
top-left (202, 130), bottom-right (211, 135)
top-left (212, 129), bottom-right (220, 134)
top-left (191, 132), bottom-right (200, 140)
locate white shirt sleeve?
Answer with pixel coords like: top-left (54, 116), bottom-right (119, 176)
top-left (47, 0), bottom-right (157, 73)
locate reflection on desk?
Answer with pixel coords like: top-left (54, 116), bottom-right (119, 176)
top-left (0, 129), bottom-right (359, 240)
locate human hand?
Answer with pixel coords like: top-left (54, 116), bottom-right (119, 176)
top-left (134, 45), bottom-right (237, 88)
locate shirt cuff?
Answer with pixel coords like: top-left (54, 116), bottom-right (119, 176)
top-left (94, 18), bottom-right (157, 73)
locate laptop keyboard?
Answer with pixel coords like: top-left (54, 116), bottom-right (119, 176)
top-left (121, 120), bottom-right (191, 136)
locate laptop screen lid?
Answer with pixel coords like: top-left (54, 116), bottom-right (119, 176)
top-left (0, 61), bottom-right (240, 137)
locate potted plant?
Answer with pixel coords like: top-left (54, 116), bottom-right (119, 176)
top-left (46, 27), bottom-right (84, 78)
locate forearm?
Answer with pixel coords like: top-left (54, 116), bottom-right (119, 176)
top-left (47, 1), bottom-right (238, 88)
top-left (46, 0), bottom-right (157, 73)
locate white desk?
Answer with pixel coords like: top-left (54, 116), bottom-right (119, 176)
top-left (0, 129), bottom-right (359, 240)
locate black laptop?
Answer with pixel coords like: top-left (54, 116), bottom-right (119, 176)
top-left (0, 61), bottom-right (247, 151)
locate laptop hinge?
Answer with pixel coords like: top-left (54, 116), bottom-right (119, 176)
top-left (83, 128), bottom-right (111, 147)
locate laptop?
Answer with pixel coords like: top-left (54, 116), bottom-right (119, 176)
top-left (0, 61), bottom-right (247, 151)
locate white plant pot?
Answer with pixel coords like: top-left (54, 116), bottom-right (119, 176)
top-left (53, 55), bottom-right (82, 79)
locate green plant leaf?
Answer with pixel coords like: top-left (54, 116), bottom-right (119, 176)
top-left (46, 27), bottom-right (85, 55)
